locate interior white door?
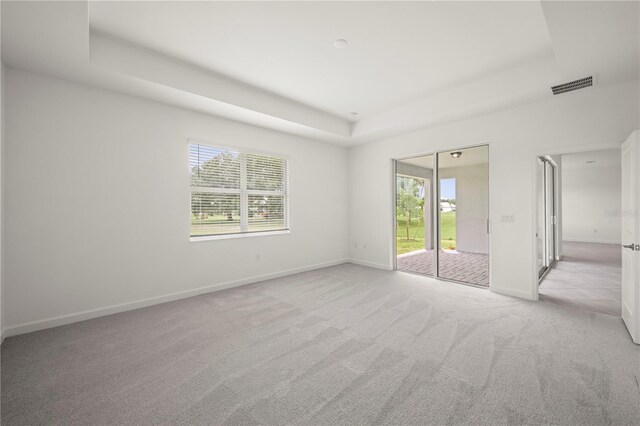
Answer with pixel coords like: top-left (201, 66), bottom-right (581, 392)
top-left (621, 130), bottom-right (640, 344)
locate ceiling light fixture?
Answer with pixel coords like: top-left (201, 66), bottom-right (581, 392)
top-left (450, 152), bottom-right (462, 159)
top-left (586, 160), bottom-right (596, 164)
top-left (350, 112), bottom-right (358, 117)
top-left (334, 39), bottom-right (348, 48)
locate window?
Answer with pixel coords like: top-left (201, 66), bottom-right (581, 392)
top-left (189, 142), bottom-right (289, 238)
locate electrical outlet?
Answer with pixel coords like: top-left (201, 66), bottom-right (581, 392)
top-left (354, 243), bottom-right (358, 249)
top-left (363, 244), bottom-right (367, 249)
top-left (256, 254), bottom-right (260, 261)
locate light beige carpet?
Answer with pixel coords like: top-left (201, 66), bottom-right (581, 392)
top-left (540, 241), bottom-right (622, 316)
top-left (2, 263), bottom-right (639, 425)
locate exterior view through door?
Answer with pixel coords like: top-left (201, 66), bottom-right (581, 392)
top-left (395, 145), bottom-right (489, 287)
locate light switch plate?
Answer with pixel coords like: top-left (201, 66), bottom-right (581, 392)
top-left (500, 214), bottom-right (515, 224)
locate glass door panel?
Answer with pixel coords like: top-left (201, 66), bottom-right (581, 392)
top-left (537, 158), bottom-right (547, 276)
top-left (437, 146), bottom-right (489, 286)
top-left (395, 155), bottom-right (434, 276)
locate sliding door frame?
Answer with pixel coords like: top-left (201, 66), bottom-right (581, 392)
top-left (537, 156), bottom-right (558, 282)
top-left (392, 159), bottom-right (398, 271)
top-left (392, 143), bottom-right (490, 288)
top-left (391, 157), bottom-right (438, 275)
top-left (434, 153), bottom-right (441, 278)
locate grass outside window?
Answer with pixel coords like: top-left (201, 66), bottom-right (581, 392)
top-left (396, 211), bottom-right (456, 255)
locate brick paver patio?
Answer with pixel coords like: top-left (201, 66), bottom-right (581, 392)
top-left (396, 249), bottom-right (489, 286)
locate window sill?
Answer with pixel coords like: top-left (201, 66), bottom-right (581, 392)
top-left (190, 229), bottom-right (290, 242)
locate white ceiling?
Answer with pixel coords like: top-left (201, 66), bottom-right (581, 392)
top-left (89, 1), bottom-right (553, 120)
top-left (561, 148), bottom-right (621, 170)
top-left (2, 1), bottom-right (639, 146)
top-left (542, 1), bottom-right (640, 87)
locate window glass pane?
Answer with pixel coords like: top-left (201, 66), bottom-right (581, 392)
top-left (191, 192), bottom-right (241, 236)
top-left (248, 195), bottom-right (286, 232)
top-left (189, 144), bottom-right (240, 189)
top-left (189, 143), bottom-right (289, 238)
top-left (246, 153), bottom-right (285, 191)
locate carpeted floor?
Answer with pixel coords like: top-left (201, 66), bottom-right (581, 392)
top-left (2, 263), bottom-right (639, 425)
top-left (539, 241), bottom-right (622, 316)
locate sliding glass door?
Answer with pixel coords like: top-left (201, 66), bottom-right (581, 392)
top-left (395, 145), bottom-right (489, 287)
top-left (537, 156), bottom-right (557, 280)
top-left (536, 158), bottom-right (546, 276)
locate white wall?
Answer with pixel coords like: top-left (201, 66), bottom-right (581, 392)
top-left (562, 164), bottom-right (621, 244)
top-left (0, 62), bottom-right (3, 339)
top-left (348, 79), bottom-right (639, 300)
top-left (3, 69), bottom-right (348, 334)
top-left (0, 70), bottom-right (3, 343)
top-left (440, 164), bottom-right (489, 254)
top-left (3, 69), bottom-right (638, 334)
top-left (1, 5), bottom-right (4, 341)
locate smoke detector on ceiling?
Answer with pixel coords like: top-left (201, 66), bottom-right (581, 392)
top-left (551, 75), bottom-right (595, 95)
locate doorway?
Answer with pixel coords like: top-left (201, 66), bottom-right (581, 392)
top-left (536, 148), bottom-right (624, 317)
top-left (394, 145), bottom-right (489, 287)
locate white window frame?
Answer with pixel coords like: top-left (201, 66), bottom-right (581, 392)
top-left (189, 140), bottom-right (290, 241)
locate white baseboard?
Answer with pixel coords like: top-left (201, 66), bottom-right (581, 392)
top-left (491, 286), bottom-right (537, 301)
top-left (621, 302), bottom-right (639, 344)
top-left (2, 259), bottom-right (349, 338)
top-left (563, 238), bottom-right (621, 245)
top-left (346, 258), bottom-right (392, 271)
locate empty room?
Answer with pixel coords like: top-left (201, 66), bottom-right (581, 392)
top-left (1, 1), bottom-right (639, 425)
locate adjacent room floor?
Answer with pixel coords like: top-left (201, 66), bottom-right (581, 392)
top-left (397, 249), bottom-right (489, 286)
top-left (2, 263), bottom-right (638, 425)
top-left (539, 241), bottom-right (622, 316)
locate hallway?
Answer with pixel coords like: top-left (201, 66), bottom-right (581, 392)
top-left (539, 241), bottom-right (621, 316)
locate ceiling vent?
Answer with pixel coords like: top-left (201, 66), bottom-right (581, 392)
top-left (551, 76), bottom-right (593, 95)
